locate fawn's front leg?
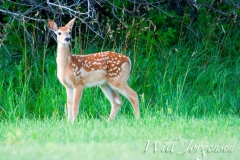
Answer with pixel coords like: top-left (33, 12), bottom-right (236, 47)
top-left (66, 87), bottom-right (73, 121)
top-left (72, 86), bottom-right (83, 121)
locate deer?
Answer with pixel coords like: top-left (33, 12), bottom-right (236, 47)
top-left (48, 17), bottom-right (139, 122)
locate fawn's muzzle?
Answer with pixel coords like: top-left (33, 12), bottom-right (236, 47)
top-left (65, 38), bottom-right (70, 42)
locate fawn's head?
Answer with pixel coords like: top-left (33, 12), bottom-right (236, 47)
top-left (48, 18), bottom-right (76, 44)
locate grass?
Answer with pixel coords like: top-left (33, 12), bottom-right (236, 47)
top-left (0, 116), bottom-right (239, 160)
top-left (1, 48), bottom-right (238, 120)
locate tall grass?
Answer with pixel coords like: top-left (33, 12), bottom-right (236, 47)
top-left (0, 13), bottom-right (239, 121)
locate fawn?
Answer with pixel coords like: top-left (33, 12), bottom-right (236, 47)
top-left (48, 17), bottom-right (139, 122)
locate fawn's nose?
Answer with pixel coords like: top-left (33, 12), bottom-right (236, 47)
top-left (65, 38), bottom-right (70, 42)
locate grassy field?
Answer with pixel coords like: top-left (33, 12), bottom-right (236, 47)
top-left (0, 115), bottom-right (239, 160)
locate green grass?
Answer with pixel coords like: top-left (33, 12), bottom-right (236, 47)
top-left (0, 116), bottom-right (239, 160)
top-left (1, 45), bottom-right (239, 120)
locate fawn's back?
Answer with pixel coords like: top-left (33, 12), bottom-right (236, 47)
top-left (62, 51), bottom-right (131, 88)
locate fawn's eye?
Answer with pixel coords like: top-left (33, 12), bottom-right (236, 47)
top-left (58, 32), bottom-right (61, 35)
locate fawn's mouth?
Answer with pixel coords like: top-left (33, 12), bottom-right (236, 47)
top-left (59, 41), bottom-right (70, 44)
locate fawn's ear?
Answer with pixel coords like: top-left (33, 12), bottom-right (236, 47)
top-left (48, 20), bottom-right (58, 32)
top-left (65, 17), bottom-right (76, 30)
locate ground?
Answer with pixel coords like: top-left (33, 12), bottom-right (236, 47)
top-left (0, 115), bottom-right (239, 160)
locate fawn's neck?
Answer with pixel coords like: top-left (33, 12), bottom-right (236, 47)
top-left (56, 43), bottom-right (71, 68)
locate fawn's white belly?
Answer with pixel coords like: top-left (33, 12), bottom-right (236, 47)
top-left (80, 68), bottom-right (107, 88)
top-left (84, 80), bottom-right (106, 88)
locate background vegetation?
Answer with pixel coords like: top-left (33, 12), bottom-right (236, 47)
top-left (0, 0), bottom-right (239, 120)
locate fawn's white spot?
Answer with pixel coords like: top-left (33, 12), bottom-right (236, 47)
top-left (115, 98), bottom-right (121, 105)
top-left (121, 62), bottom-right (127, 69)
top-left (79, 68), bottom-right (89, 77)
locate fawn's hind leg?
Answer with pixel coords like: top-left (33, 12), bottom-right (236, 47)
top-left (100, 83), bottom-right (122, 119)
top-left (108, 81), bottom-right (139, 119)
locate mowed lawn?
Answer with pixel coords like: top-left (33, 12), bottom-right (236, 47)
top-left (0, 115), bottom-right (239, 160)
